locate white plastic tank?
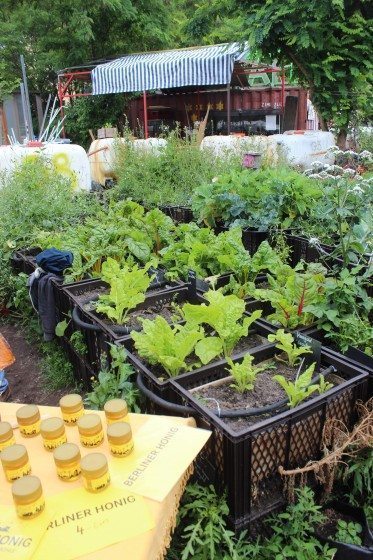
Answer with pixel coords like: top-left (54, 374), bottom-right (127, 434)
top-left (0, 142), bottom-right (91, 191)
top-left (272, 131), bottom-right (336, 166)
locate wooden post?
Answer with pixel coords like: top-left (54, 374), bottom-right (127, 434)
top-left (0, 103), bottom-right (9, 144)
top-left (143, 90), bottom-right (148, 139)
top-left (226, 82), bottom-right (231, 135)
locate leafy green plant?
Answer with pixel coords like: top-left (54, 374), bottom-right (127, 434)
top-left (335, 519), bottom-right (362, 545)
top-left (70, 331), bottom-right (87, 356)
top-left (182, 290), bottom-right (262, 357)
top-left (341, 449), bottom-right (373, 508)
top-left (227, 354), bottom-right (270, 393)
top-left (95, 259), bottom-right (154, 324)
top-left (317, 374), bottom-right (333, 395)
top-left (84, 345), bottom-right (140, 411)
top-left (268, 329), bottom-right (312, 366)
top-left (131, 316), bottom-right (205, 377)
top-left (273, 363), bottom-right (318, 408)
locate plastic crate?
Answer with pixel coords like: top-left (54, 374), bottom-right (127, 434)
top-left (170, 345), bottom-right (369, 531)
top-left (10, 247), bottom-right (41, 275)
top-left (59, 332), bottom-right (95, 389)
top-left (158, 205), bottom-right (194, 224)
top-left (242, 229), bottom-right (269, 256)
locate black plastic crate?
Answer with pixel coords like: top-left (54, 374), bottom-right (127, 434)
top-left (170, 345), bottom-right (369, 531)
top-left (10, 247), bottom-right (41, 275)
top-left (158, 205), bottom-right (194, 224)
top-left (242, 229), bottom-right (269, 256)
top-left (59, 332), bottom-right (95, 389)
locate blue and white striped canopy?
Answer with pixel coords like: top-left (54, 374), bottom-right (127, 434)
top-left (92, 43), bottom-right (249, 95)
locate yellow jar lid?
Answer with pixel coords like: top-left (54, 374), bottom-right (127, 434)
top-left (60, 394), bottom-right (83, 413)
top-left (104, 399), bottom-right (128, 418)
top-left (77, 414), bottom-right (102, 436)
top-left (1, 444), bottom-right (29, 468)
top-left (107, 422), bottom-right (132, 445)
top-left (0, 421), bottom-right (13, 443)
top-left (12, 475), bottom-right (42, 505)
top-left (41, 417), bottom-right (65, 439)
top-left (16, 405), bottom-right (40, 425)
top-left (80, 453), bottom-right (108, 479)
top-left (53, 443), bottom-right (81, 467)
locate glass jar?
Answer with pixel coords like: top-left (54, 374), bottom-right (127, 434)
top-left (107, 422), bottom-right (134, 458)
top-left (16, 405), bottom-right (41, 437)
top-left (41, 417), bottom-right (67, 451)
top-left (12, 475), bottom-right (45, 519)
top-left (0, 421), bottom-right (16, 451)
top-left (53, 443), bottom-right (81, 482)
top-left (1, 444), bottom-right (31, 482)
top-left (77, 414), bottom-right (104, 447)
top-left (59, 394), bottom-right (84, 425)
top-left (80, 453), bottom-right (110, 493)
top-left (104, 399), bottom-right (128, 425)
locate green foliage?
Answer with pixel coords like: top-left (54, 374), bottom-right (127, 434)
top-left (69, 331), bottom-right (87, 356)
top-left (95, 259), bottom-right (153, 324)
top-left (273, 363), bottom-right (318, 408)
top-left (114, 129), bottom-right (242, 207)
top-left (131, 317), bottom-right (204, 377)
top-left (254, 262), bottom-right (326, 328)
top-left (335, 519), bottom-right (362, 545)
top-left (192, 167), bottom-right (323, 230)
top-left (227, 354), bottom-right (269, 394)
top-left (268, 329), bottom-right (312, 367)
top-left (317, 374), bottom-right (333, 395)
top-left (182, 291), bottom-right (262, 356)
top-left (40, 342), bottom-right (75, 391)
top-left (342, 449), bottom-right (373, 508)
top-left (84, 345), bottom-right (140, 411)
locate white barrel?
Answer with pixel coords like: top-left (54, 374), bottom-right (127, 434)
top-left (272, 131), bottom-right (335, 166)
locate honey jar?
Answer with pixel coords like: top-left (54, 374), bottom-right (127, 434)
top-left (77, 414), bottom-right (104, 447)
top-left (1, 444), bottom-right (31, 482)
top-left (16, 405), bottom-right (41, 437)
top-left (0, 421), bottom-right (16, 451)
top-left (53, 443), bottom-right (81, 482)
top-left (59, 394), bottom-right (84, 425)
top-left (107, 422), bottom-right (134, 457)
top-left (12, 475), bottom-right (45, 519)
top-left (104, 399), bottom-right (128, 424)
top-left (41, 417), bottom-right (67, 451)
top-left (80, 453), bottom-right (110, 493)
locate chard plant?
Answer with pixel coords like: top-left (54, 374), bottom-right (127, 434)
top-left (273, 363), bottom-right (319, 408)
top-left (131, 316), bottom-right (205, 377)
top-left (227, 355), bottom-right (271, 394)
top-left (267, 329), bottom-right (312, 367)
top-left (95, 258), bottom-right (154, 324)
top-left (182, 290), bottom-right (262, 357)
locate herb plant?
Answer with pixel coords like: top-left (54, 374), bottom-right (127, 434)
top-left (273, 363), bottom-right (318, 408)
top-left (182, 290), bottom-right (262, 357)
top-left (335, 519), bottom-right (362, 545)
top-left (227, 355), bottom-right (270, 393)
top-left (268, 329), bottom-right (312, 366)
top-left (95, 259), bottom-right (154, 324)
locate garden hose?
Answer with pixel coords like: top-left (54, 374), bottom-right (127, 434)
top-left (136, 365), bottom-right (337, 419)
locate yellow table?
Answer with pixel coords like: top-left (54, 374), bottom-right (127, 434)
top-left (0, 402), bottom-right (203, 560)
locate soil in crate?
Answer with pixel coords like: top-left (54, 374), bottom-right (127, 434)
top-left (316, 508), bottom-right (359, 541)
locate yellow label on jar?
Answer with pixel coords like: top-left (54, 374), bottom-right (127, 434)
top-left (43, 433), bottom-right (67, 451)
top-left (83, 472), bottom-right (110, 493)
top-left (57, 464), bottom-right (81, 482)
top-left (110, 440), bottom-right (134, 457)
top-left (19, 420), bottom-right (41, 437)
top-left (106, 414), bottom-right (129, 425)
top-left (62, 408), bottom-right (84, 425)
top-left (5, 462), bottom-right (31, 482)
top-left (0, 435), bottom-right (16, 451)
top-left (80, 430), bottom-right (104, 448)
top-left (15, 495), bottom-right (45, 519)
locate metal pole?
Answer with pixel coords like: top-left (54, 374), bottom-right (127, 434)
top-left (143, 90), bottom-right (148, 139)
top-left (281, 67), bottom-right (286, 133)
top-left (20, 54), bottom-right (34, 139)
top-left (39, 94), bottom-right (51, 139)
top-left (57, 77), bottom-right (66, 138)
top-left (20, 82), bottom-right (30, 141)
top-left (226, 82), bottom-right (231, 135)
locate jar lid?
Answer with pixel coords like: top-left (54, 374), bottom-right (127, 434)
top-left (41, 417), bottom-right (65, 439)
top-left (77, 414), bottom-right (102, 436)
top-left (104, 399), bottom-right (128, 418)
top-left (16, 404), bottom-right (40, 425)
top-left (1, 444), bottom-right (28, 467)
top-left (80, 453), bottom-right (108, 479)
top-left (53, 443), bottom-right (81, 467)
top-left (12, 475), bottom-right (42, 504)
top-left (0, 421), bottom-right (13, 443)
top-left (59, 394), bottom-right (83, 413)
top-left (107, 422), bottom-right (132, 444)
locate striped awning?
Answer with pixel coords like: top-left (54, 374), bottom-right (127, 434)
top-left (92, 43), bottom-right (249, 95)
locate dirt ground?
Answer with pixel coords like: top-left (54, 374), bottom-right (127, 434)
top-left (0, 323), bottom-right (67, 406)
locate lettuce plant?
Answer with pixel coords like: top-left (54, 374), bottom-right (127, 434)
top-left (227, 355), bottom-right (269, 393)
top-left (273, 363), bottom-right (318, 408)
top-left (267, 329), bottom-right (312, 367)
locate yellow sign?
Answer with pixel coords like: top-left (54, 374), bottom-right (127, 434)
top-left (0, 505), bottom-right (52, 560)
top-left (33, 487), bottom-right (154, 560)
top-left (111, 418), bottom-right (211, 502)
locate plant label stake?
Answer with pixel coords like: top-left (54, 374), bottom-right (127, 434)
top-left (294, 332), bottom-right (322, 371)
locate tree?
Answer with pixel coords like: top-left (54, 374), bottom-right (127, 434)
top-left (184, 0), bottom-right (373, 147)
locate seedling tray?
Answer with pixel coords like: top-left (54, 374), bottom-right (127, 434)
top-left (170, 346), bottom-right (369, 531)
